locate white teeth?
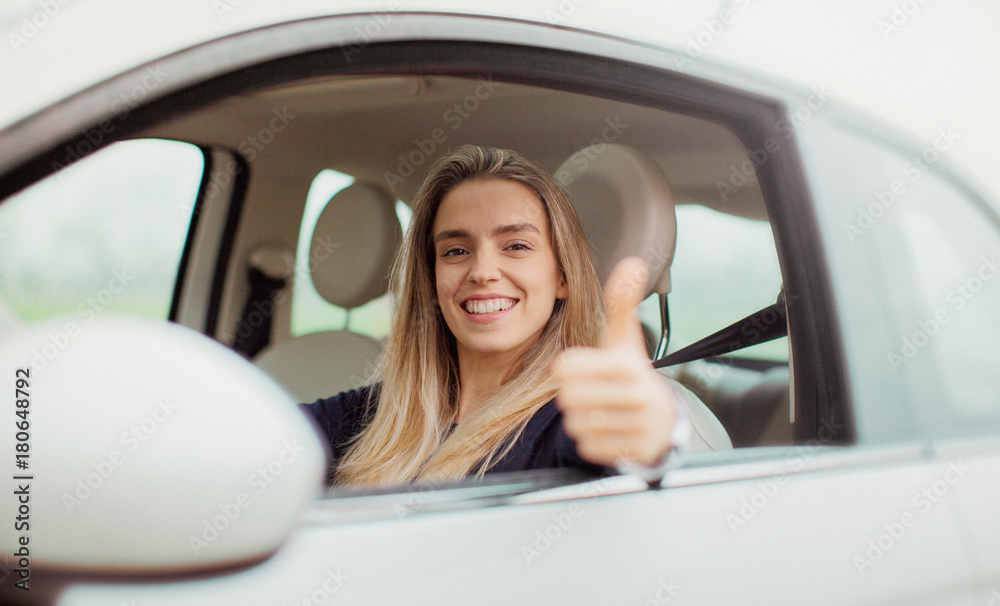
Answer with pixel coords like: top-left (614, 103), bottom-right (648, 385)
top-left (464, 298), bottom-right (514, 314)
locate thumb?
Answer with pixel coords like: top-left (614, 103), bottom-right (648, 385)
top-left (602, 256), bottom-right (649, 353)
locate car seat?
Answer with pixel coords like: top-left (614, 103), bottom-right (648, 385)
top-left (556, 143), bottom-right (732, 452)
top-left (254, 182), bottom-right (402, 403)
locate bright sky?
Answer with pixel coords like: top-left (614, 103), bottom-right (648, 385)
top-left (516, 0), bottom-right (999, 203)
top-left (2, 0), bottom-right (995, 201)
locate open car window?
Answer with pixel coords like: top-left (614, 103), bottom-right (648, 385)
top-left (0, 24), bottom-right (853, 507)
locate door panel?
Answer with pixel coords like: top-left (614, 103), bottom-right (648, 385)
top-left (60, 453), bottom-right (976, 605)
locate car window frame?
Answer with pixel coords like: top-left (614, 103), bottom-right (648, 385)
top-left (0, 13), bottom-right (852, 455)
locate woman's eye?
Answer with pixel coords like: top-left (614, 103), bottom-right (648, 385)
top-left (506, 242), bottom-right (530, 252)
top-left (441, 247), bottom-right (467, 257)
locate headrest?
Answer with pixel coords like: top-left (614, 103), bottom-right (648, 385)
top-left (555, 144), bottom-right (677, 296)
top-left (310, 182), bottom-right (402, 309)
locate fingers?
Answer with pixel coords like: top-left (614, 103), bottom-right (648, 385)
top-left (554, 348), bottom-right (677, 467)
top-left (561, 402), bottom-right (648, 436)
top-left (574, 434), bottom-right (653, 467)
top-left (564, 400), bottom-right (675, 466)
top-left (556, 345), bottom-right (649, 383)
top-left (602, 256), bottom-right (650, 354)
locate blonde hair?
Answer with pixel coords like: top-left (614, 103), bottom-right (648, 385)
top-left (335, 145), bottom-right (604, 486)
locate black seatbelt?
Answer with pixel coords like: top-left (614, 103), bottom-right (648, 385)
top-left (231, 266), bottom-right (287, 359)
top-left (653, 291), bottom-right (787, 368)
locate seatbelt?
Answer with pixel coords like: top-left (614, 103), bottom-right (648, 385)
top-left (231, 267), bottom-right (287, 359)
top-left (231, 246), bottom-right (294, 359)
top-left (653, 291), bottom-right (787, 369)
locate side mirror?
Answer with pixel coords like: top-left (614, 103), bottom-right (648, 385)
top-left (0, 317), bottom-right (326, 596)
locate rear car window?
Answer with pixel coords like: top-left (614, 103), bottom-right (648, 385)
top-left (290, 169), bottom-right (410, 339)
top-left (0, 139), bottom-right (203, 334)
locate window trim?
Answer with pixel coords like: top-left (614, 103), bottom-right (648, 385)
top-left (169, 145), bottom-right (213, 322)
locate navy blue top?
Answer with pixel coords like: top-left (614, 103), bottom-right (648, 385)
top-left (301, 384), bottom-right (607, 478)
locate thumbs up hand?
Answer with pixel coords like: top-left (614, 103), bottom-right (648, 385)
top-left (554, 257), bottom-right (677, 467)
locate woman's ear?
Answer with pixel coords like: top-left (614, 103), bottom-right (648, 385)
top-left (556, 276), bottom-right (568, 300)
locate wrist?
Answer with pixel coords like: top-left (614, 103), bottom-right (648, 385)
top-left (615, 382), bottom-right (692, 485)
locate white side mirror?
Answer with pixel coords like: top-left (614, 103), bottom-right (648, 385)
top-left (0, 317), bottom-right (326, 585)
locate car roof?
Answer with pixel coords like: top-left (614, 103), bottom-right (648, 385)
top-left (140, 74), bottom-right (768, 219)
top-left (0, 2), bottom-right (813, 130)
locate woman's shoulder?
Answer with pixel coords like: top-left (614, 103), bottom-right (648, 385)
top-left (487, 399), bottom-right (608, 475)
top-left (299, 383), bottom-right (381, 447)
top-left (308, 383), bottom-right (380, 408)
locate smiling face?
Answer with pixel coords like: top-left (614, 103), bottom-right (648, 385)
top-left (433, 178), bottom-right (567, 367)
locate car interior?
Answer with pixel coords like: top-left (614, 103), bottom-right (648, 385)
top-left (133, 74), bottom-right (796, 453)
top-left (0, 68), bottom-right (837, 490)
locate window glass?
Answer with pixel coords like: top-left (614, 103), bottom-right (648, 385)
top-left (892, 171), bottom-right (1000, 419)
top-left (643, 204), bottom-right (787, 362)
top-left (290, 170), bottom-right (410, 338)
top-left (804, 118), bottom-right (1000, 436)
top-left (0, 139), bottom-right (203, 334)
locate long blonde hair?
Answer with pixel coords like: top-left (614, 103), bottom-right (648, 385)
top-left (335, 145), bottom-right (604, 486)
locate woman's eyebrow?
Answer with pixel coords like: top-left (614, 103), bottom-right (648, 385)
top-left (493, 223), bottom-right (540, 237)
top-left (435, 228), bottom-right (469, 243)
top-left (434, 223), bottom-right (540, 244)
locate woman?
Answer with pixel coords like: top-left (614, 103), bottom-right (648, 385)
top-left (304, 145), bottom-right (679, 486)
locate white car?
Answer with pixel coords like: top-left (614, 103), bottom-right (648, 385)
top-left (2, 3), bottom-right (999, 605)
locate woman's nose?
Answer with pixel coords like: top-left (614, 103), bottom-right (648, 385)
top-left (467, 250), bottom-right (501, 284)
